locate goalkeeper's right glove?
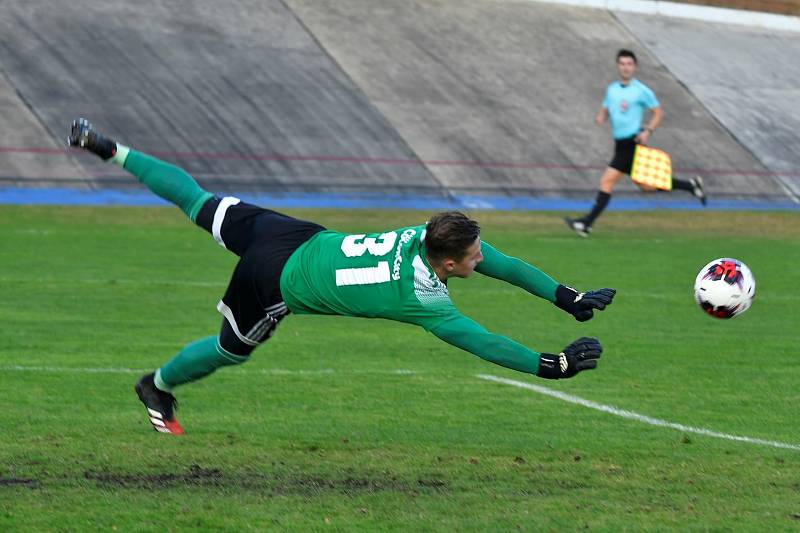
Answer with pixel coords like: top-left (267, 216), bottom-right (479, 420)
top-left (537, 337), bottom-right (602, 379)
top-left (555, 285), bottom-right (616, 322)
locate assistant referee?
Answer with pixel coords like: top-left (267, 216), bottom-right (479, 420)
top-left (565, 49), bottom-right (706, 237)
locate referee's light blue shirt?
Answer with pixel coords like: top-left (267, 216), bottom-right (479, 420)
top-left (603, 79), bottom-right (659, 140)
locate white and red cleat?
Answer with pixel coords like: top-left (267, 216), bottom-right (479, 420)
top-left (135, 373), bottom-right (185, 435)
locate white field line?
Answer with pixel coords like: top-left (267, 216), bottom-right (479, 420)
top-left (477, 374), bottom-right (800, 452)
top-left (0, 365), bottom-right (417, 377)
top-left (4, 364), bottom-right (796, 451)
top-left (0, 277), bottom-right (225, 288)
top-left (1, 365), bottom-right (149, 374)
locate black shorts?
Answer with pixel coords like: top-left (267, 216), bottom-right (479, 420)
top-left (609, 136), bottom-right (637, 175)
top-left (195, 197), bottom-right (325, 355)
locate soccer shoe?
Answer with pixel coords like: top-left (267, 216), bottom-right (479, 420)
top-left (564, 217), bottom-right (591, 238)
top-left (691, 175), bottom-right (707, 206)
top-left (67, 118), bottom-right (117, 160)
top-left (135, 373), bottom-right (185, 435)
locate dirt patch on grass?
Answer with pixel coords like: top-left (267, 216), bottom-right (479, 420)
top-left (84, 464), bottom-right (225, 488)
top-left (0, 477), bottom-right (38, 488)
top-left (271, 475), bottom-right (445, 496)
top-left (83, 464), bottom-right (447, 496)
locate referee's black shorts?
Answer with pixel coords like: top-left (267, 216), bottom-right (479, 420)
top-left (195, 197), bottom-right (325, 356)
top-left (609, 136), bottom-right (637, 175)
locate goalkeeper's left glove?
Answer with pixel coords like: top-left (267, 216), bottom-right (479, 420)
top-left (537, 337), bottom-right (602, 379)
top-left (555, 285), bottom-right (616, 322)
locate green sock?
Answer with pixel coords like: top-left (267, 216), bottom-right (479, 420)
top-left (115, 147), bottom-right (213, 223)
top-left (155, 336), bottom-right (249, 391)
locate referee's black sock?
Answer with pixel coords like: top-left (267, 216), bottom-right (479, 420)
top-left (584, 191), bottom-right (611, 226)
top-left (672, 178), bottom-right (694, 192)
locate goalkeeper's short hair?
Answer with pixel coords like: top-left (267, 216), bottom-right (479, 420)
top-left (425, 211), bottom-right (481, 263)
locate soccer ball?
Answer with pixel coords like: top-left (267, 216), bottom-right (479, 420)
top-left (693, 258), bottom-right (755, 319)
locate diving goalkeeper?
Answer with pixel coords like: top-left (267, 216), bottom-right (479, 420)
top-left (68, 119), bottom-right (616, 435)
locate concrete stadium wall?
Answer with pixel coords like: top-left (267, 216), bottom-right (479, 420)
top-left (288, 0), bottom-right (779, 199)
top-left (0, 0), bottom-right (442, 195)
top-left (0, 0), bottom-right (796, 202)
top-left (618, 12), bottom-right (800, 199)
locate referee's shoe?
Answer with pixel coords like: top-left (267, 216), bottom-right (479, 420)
top-left (564, 217), bottom-right (591, 238)
top-left (690, 176), bottom-right (707, 206)
top-left (135, 373), bottom-right (185, 435)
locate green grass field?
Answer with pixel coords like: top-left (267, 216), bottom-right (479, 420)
top-left (1, 205), bottom-right (799, 531)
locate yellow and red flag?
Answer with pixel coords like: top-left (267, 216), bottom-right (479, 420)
top-left (631, 145), bottom-right (673, 191)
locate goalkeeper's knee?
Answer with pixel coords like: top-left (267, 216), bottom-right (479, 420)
top-left (218, 320), bottom-right (259, 358)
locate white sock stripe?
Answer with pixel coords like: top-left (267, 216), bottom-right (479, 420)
top-left (214, 339), bottom-right (239, 358)
top-left (153, 369), bottom-right (172, 393)
top-left (211, 196), bottom-right (240, 249)
top-left (155, 426), bottom-right (172, 433)
top-left (111, 144), bottom-right (130, 167)
top-left (216, 301), bottom-right (258, 346)
top-left (214, 340), bottom-right (249, 363)
top-left (150, 417), bottom-right (166, 427)
top-left (147, 408), bottom-right (163, 419)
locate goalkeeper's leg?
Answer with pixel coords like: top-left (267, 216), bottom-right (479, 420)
top-left (134, 248), bottom-right (290, 435)
top-left (134, 334), bottom-right (245, 435)
top-left (68, 118), bottom-right (213, 222)
top-left (134, 317), bottom-right (270, 435)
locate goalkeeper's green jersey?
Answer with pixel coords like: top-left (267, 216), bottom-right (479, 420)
top-left (279, 224), bottom-right (562, 375)
top-left (280, 225), bottom-right (457, 330)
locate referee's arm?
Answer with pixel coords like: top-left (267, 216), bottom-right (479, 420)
top-left (595, 106), bottom-right (608, 125)
top-left (637, 105), bottom-right (663, 144)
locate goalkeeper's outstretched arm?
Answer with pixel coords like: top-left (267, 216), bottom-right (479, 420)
top-left (475, 241), bottom-right (617, 322)
top-left (430, 315), bottom-right (601, 379)
top-left (475, 241), bottom-right (560, 300)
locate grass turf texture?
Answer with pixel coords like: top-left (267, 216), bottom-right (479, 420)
top-left (1, 205), bottom-right (798, 531)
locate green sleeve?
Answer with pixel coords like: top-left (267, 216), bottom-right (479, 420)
top-left (431, 314), bottom-right (540, 375)
top-left (475, 241), bottom-right (559, 302)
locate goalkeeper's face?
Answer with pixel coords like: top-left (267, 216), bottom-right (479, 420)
top-left (448, 237), bottom-right (484, 278)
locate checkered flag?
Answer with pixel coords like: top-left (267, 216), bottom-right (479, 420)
top-left (631, 145), bottom-right (673, 191)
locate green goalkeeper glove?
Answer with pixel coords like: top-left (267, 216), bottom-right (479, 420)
top-left (537, 337), bottom-right (602, 379)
